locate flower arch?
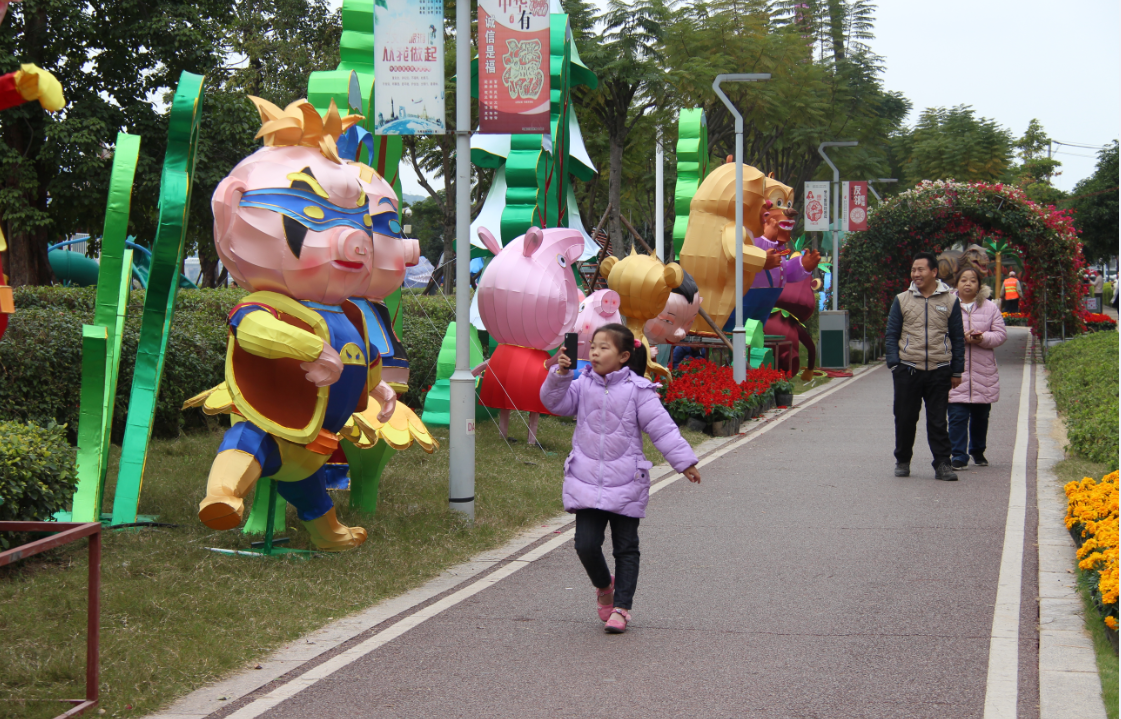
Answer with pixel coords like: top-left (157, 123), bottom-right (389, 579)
top-left (840, 180), bottom-right (1086, 339)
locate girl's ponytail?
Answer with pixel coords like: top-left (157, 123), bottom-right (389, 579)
top-left (593, 322), bottom-right (648, 378)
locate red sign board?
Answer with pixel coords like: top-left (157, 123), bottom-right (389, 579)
top-left (843, 181), bottom-right (869, 231)
top-left (478, 0), bottom-right (551, 134)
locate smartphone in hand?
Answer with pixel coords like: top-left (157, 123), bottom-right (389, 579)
top-left (564, 332), bottom-right (578, 366)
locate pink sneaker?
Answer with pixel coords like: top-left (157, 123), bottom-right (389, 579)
top-left (596, 576), bottom-right (615, 621)
top-left (604, 608), bottom-right (631, 634)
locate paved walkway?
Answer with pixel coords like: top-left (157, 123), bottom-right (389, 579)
top-left (153, 328), bottom-right (1106, 719)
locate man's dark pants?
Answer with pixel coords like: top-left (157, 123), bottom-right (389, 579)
top-left (892, 365), bottom-right (953, 469)
top-left (1003, 297), bottom-right (1019, 313)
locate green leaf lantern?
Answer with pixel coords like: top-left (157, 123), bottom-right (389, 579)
top-left (672, 108), bottom-right (710, 261)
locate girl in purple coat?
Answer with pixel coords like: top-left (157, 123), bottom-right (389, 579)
top-left (948, 267), bottom-right (1007, 470)
top-left (541, 323), bottom-right (701, 634)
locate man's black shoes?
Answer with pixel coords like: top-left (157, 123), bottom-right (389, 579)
top-left (951, 459), bottom-right (969, 471)
top-left (894, 463), bottom-right (910, 477)
top-left (972, 453), bottom-right (988, 467)
top-left (935, 463), bottom-right (959, 481)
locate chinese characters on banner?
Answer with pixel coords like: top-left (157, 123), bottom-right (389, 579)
top-left (373, 0), bottom-right (446, 135)
top-left (803, 181), bottom-right (830, 231)
top-left (477, 0), bottom-right (550, 134)
top-left (842, 181), bottom-right (868, 231)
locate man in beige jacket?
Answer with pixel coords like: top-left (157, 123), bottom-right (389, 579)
top-left (884, 252), bottom-right (965, 481)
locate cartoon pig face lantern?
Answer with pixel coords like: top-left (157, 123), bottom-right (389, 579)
top-left (476, 226), bottom-right (584, 350)
top-left (212, 98), bottom-right (398, 306)
top-left (574, 289), bottom-right (622, 360)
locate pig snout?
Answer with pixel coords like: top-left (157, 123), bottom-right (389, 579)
top-left (336, 228), bottom-right (373, 268)
top-left (404, 238), bottom-right (421, 267)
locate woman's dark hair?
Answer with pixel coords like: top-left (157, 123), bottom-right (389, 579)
top-left (592, 322), bottom-right (648, 377)
top-left (954, 265), bottom-right (982, 288)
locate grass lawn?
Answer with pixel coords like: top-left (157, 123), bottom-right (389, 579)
top-left (1054, 455), bottom-right (1119, 718)
top-left (1, 414), bottom-right (707, 719)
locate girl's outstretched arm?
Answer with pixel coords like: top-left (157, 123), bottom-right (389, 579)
top-left (539, 365), bottom-right (581, 417)
top-left (635, 388), bottom-right (698, 474)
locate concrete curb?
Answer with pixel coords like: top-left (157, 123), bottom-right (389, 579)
top-left (1034, 352), bottom-right (1108, 718)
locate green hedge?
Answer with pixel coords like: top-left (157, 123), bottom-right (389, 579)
top-left (0, 287), bottom-right (458, 442)
top-left (0, 421), bottom-right (78, 546)
top-left (1047, 331), bottom-right (1119, 469)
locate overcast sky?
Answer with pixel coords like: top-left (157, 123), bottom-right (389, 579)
top-left (369, 0), bottom-right (1119, 196)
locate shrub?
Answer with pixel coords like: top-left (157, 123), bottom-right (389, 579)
top-left (0, 421), bottom-right (78, 546)
top-left (397, 292), bottom-right (458, 409)
top-left (1065, 471), bottom-right (1119, 632)
top-left (1047, 331), bottom-right (1119, 469)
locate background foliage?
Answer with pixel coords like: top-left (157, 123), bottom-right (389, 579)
top-left (1047, 331), bottom-right (1119, 470)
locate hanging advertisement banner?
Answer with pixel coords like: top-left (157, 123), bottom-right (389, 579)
top-left (842, 181), bottom-right (869, 231)
top-left (804, 181), bottom-right (830, 231)
top-left (373, 0), bottom-right (446, 135)
top-left (477, 0), bottom-right (551, 134)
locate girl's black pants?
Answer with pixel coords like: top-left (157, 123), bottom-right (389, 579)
top-left (574, 508), bottom-right (640, 610)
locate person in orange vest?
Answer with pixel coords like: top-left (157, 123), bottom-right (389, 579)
top-left (1001, 271), bottom-right (1022, 313)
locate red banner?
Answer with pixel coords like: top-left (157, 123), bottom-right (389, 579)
top-left (842, 181), bottom-right (869, 231)
top-left (478, 0), bottom-right (550, 134)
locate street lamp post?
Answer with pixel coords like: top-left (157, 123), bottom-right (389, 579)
top-left (713, 73), bottom-right (770, 383)
top-left (655, 132), bottom-right (664, 261)
top-left (866, 178), bottom-right (897, 203)
top-left (816, 141), bottom-right (858, 311)
top-left (448, 0), bottom-right (475, 519)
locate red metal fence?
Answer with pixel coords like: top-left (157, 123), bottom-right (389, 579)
top-left (0, 521), bottom-right (101, 718)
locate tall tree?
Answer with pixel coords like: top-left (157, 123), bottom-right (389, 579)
top-left (1003, 118), bottom-right (1065, 206)
top-left (0, 0), bottom-right (232, 285)
top-left (1067, 140), bottom-right (1119, 265)
top-left (892, 105), bottom-right (1013, 187)
top-left (576, 0), bottom-right (669, 250)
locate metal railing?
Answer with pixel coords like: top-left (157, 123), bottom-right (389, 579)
top-left (0, 521), bottom-right (101, 718)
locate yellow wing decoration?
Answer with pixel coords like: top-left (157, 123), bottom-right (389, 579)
top-left (348, 400), bottom-right (438, 453)
top-left (182, 383), bottom-right (236, 415)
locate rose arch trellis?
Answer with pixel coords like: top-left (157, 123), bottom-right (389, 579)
top-left (839, 180), bottom-right (1086, 343)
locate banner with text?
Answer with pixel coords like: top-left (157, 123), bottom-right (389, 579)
top-left (842, 181), bottom-right (869, 231)
top-left (477, 0), bottom-right (551, 134)
top-left (373, 0), bottom-right (446, 135)
top-left (804, 181), bottom-right (830, 231)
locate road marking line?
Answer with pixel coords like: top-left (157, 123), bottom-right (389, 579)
top-left (221, 366), bottom-right (883, 718)
top-left (982, 332), bottom-right (1033, 718)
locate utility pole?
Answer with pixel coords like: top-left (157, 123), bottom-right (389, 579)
top-left (817, 141), bottom-right (857, 311)
top-left (655, 132), bottom-right (664, 261)
top-left (448, 0), bottom-right (475, 519)
top-left (712, 73), bottom-right (770, 383)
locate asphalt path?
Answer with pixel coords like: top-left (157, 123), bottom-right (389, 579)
top-left (246, 330), bottom-right (1037, 719)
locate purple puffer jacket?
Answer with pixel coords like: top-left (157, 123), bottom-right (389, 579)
top-left (948, 295), bottom-right (1007, 405)
top-left (540, 365), bottom-right (698, 518)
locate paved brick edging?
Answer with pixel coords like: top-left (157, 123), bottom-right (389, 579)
top-left (1034, 354), bottom-right (1109, 718)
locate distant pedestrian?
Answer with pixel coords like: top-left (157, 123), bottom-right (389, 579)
top-left (1092, 271), bottom-right (1105, 311)
top-left (1001, 271), bottom-right (1022, 313)
top-left (948, 267), bottom-right (1007, 471)
top-left (541, 322), bottom-right (701, 634)
top-left (885, 252), bottom-right (965, 481)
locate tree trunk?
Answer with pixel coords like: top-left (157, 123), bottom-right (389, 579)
top-left (608, 137), bottom-right (625, 255)
top-left (827, 0), bottom-right (846, 62)
top-left (8, 224), bottom-right (54, 286)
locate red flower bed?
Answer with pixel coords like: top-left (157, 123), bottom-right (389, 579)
top-left (1079, 311), bottom-right (1117, 332)
top-left (661, 358), bottom-right (787, 422)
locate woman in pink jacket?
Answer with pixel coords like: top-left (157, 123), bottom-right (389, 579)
top-left (948, 267), bottom-right (1007, 470)
top-left (541, 323), bottom-right (700, 634)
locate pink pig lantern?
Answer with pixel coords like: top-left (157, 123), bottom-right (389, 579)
top-left (573, 289), bottom-right (621, 373)
top-left (474, 225), bottom-right (584, 446)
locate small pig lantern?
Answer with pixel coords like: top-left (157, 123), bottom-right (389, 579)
top-left (572, 289), bottom-right (622, 373)
top-left (474, 225), bottom-right (584, 446)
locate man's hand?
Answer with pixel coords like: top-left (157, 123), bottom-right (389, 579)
top-left (800, 249), bottom-right (822, 272)
top-left (683, 465), bottom-right (701, 484)
top-left (300, 343), bottom-right (343, 387)
top-left (556, 349), bottom-right (572, 376)
top-left (763, 249), bottom-right (783, 271)
top-left (951, 376), bottom-right (963, 389)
